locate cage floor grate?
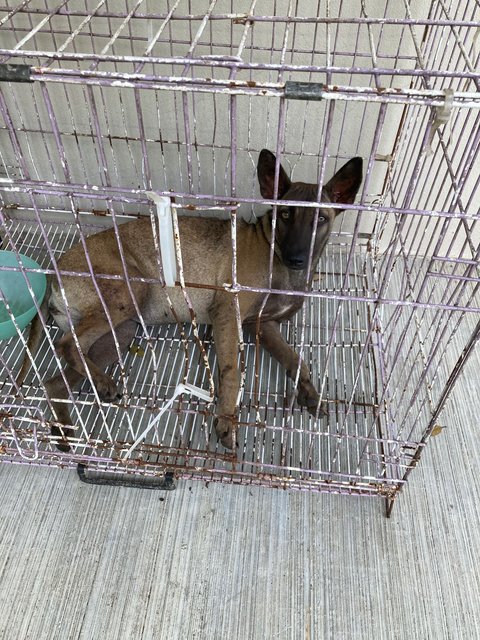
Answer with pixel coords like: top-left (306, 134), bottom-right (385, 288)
top-left (0, 216), bottom-right (413, 497)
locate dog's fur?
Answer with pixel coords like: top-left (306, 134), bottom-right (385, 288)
top-left (17, 149), bottom-right (362, 450)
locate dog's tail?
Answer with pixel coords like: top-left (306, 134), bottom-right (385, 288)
top-left (14, 276), bottom-right (51, 392)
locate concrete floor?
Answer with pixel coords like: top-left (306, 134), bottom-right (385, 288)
top-left (0, 343), bottom-right (479, 640)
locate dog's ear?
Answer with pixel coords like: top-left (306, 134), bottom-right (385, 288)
top-left (257, 149), bottom-right (291, 199)
top-left (324, 157), bottom-right (363, 214)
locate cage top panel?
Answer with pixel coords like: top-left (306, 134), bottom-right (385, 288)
top-left (0, 0), bottom-right (479, 97)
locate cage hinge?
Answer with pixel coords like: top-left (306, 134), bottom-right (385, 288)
top-left (0, 64), bottom-right (33, 83)
top-left (76, 464), bottom-right (176, 490)
top-left (284, 81), bottom-right (324, 101)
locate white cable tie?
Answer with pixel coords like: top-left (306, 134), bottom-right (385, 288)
top-left (146, 192), bottom-right (177, 287)
top-left (472, 28), bottom-right (480, 79)
top-left (424, 88), bottom-right (454, 156)
top-left (433, 87), bottom-right (454, 125)
top-left (122, 383), bottom-right (213, 459)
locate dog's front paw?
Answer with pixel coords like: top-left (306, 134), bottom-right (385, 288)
top-left (214, 415), bottom-right (236, 450)
top-left (51, 425), bottom-right (74, 453)
top-left (297, 381), bottom-right (328, 418)
top-left (95, 373), bottom-right (121, 402)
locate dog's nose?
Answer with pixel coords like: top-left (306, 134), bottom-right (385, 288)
top-left (286, 256), bottom-right (306, 270)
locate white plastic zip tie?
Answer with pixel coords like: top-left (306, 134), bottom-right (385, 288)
top-left (122, 382), bottom-right (213, 459)
top-left (146, 192), bottom-right (177, 287)
top-left (462, 26), bottom-right (479, 91)
top-left (424, 88), bottom-right (454, 156)
top-left (472, 28), bottom-right (480, 78)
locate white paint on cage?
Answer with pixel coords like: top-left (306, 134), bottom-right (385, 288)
top-left (146, 192), bottom-right (177, 287)
top-left (122, 383), bottom-right (214, 460)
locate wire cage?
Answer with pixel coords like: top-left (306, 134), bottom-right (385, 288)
top-left (0, 0), bottom-right (478, 513)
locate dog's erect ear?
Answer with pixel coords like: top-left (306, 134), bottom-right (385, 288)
top-left (257, 149), bottom-right (292, 200)
top-left (324, 157), bottom-right (363, 214)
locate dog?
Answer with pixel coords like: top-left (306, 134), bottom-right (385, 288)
top-left (16, 149), bottom-right (362, 450)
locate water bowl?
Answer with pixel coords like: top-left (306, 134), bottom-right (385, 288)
top-left (0, 250), bottom-right (47, 341)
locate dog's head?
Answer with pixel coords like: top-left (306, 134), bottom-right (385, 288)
top-left (257, 149), bottom-right (363, 271)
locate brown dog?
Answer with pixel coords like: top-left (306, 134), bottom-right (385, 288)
top-left (17, 149), bottom-right (362, 450)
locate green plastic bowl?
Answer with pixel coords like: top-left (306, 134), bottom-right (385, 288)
top-left (0, 251), bottom-right (47, 341)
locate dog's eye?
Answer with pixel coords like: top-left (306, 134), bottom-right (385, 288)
top-left (280, 209), bottom-right (290, 220)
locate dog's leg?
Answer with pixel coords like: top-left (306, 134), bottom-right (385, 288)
top-left (56, 312), bottom-right (125, 401)
top-left (56, 272), bottom-right (148, 397)
top-left (210, 296), bottom-right (241, 449)
top-left (56, 292), bottom-right (142, 402)
top-left (47, 319), bottom-right (138, 451)
top-left (246, 320), bottom-right (328, 417)
top-left (46, 366), bottom-right (84, 452)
